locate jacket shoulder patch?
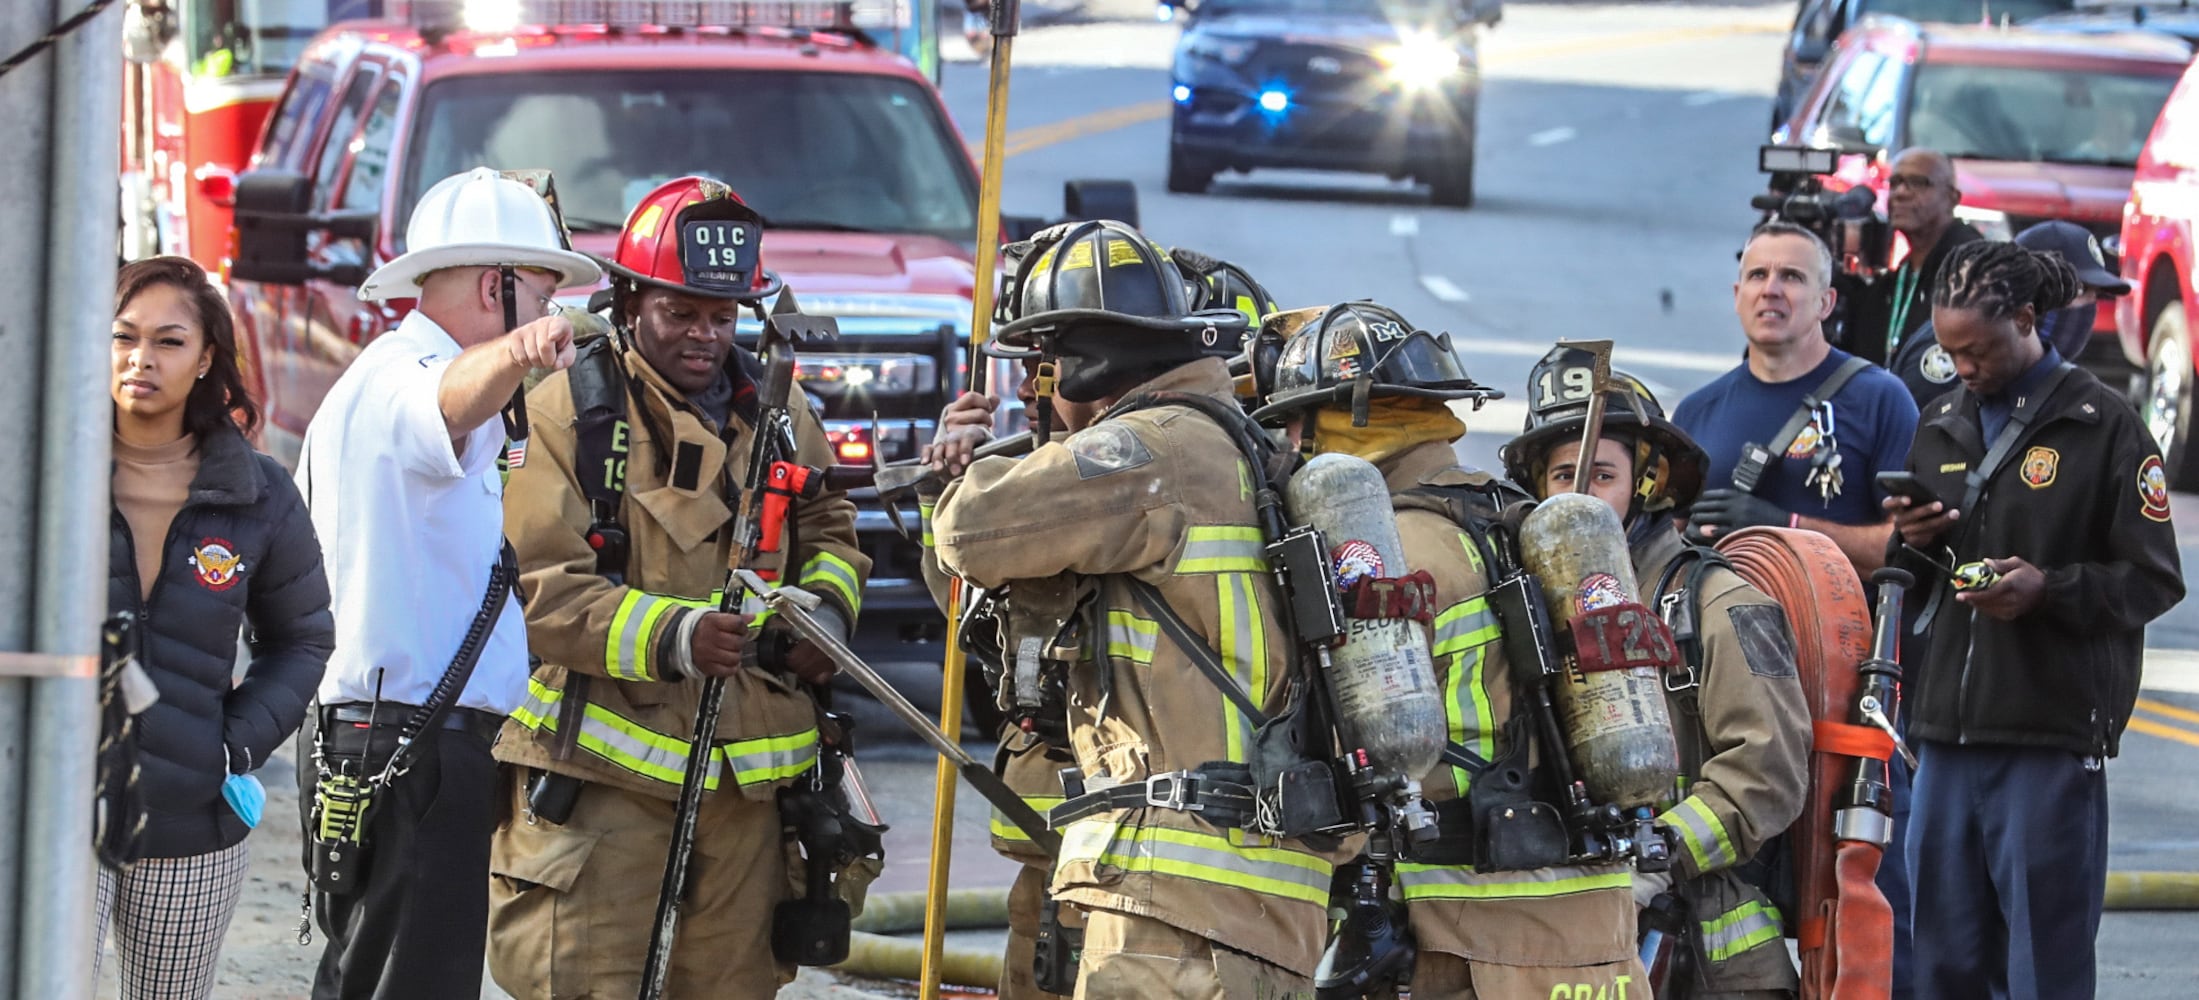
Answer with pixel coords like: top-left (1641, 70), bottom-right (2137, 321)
top-left (1726, 604), bottom-right (1797, 679)
top-left (2140, 455), bottom-right (2173, 522)
top-left (1068, 423), bottom-right (1155, 480)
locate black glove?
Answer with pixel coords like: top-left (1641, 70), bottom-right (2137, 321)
top-left (1686, 488), bottom-right (1787, 541)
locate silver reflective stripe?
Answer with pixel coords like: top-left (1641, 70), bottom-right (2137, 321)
top-left (611, 591), bottom-right (675, 682)
top-left (1105, 611), bottom-right (1158, 664)
top-left (1217, 571), bottom-right (1261, 762)
top-left (1178, 526), bottom-right (1267, 573)
top-left (723, 729), bottom-right (820, 786)
top-left (1394, 862), bottom-right (1631, 901)
top-left (1665, 797), bottom-right (1737, 871)
top-left (1701, 901), bottom-right (1783, 963)
top-left (1058, 819), bottom-right (1331, 904)
top-left (1432, 599), bottom-right (1500, 656)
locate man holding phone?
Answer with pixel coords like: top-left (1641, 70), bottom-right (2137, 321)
top-left (1887, 241), bottom-right (2183, 998)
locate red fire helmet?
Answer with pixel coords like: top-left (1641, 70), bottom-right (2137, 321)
top-left (598, 176), bottom-right (782, 301)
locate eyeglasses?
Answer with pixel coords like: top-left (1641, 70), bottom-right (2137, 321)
top-left (1888, 175), bottom-right (1937, 192)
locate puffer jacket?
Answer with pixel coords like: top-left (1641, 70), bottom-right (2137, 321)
top-left (106, 423), bottom-right (334, 860)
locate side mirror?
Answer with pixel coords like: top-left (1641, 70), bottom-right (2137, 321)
top-left (230, 169), bottom-right (380, 286)
top-left (1794, 36), bottom-right (1830, 64)
top-left (1825, 123), bottom-right (1877, 155)
top-left (1459, 0), bottom-right (1502, 28)
top-left (1063, 179), bottom-right (1139, 230)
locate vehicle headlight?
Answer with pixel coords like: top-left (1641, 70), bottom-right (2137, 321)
top-left (1379, 34), bottom-right (1461, 90)
top-left (1184, 35), bottom-right (1256, 66)
top-left (1954, 205), bottom-right (2013, 243)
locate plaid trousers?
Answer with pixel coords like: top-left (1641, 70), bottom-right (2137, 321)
top-left (95, 839), bottom-right (251, 1000)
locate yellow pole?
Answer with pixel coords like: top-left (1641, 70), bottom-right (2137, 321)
top-left (921, 3), bottom-right (1019, 996)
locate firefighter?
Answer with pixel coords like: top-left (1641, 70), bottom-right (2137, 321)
top-left (484, 177), bottom-right (870, 999)
top-left (1503, 362), bottom-right (1812, 999)
top-left (931, 220), bottom-right (1343, 999)
top-left (1246, 302), bottom-right (1645, 998)
top-left (917, 239), bottom-right (1287, 998)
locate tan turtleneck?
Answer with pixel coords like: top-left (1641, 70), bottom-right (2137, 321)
top-left (113, 433), bottom-right (199, 601)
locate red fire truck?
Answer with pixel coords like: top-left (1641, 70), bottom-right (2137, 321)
top-left (119, 0), bottom-right (370, 271)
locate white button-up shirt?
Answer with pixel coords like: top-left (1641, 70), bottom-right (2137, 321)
top-left (298, 311), bottom-right (528, 715)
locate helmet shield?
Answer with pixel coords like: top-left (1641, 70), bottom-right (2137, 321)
top-left (600, 176), bottom-right (780, 302)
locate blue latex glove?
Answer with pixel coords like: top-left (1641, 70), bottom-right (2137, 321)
top-left (222, 772), bottom-right (266, 829)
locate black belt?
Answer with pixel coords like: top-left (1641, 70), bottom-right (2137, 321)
top-left (1047, 769), bottom-right (1260, 830)
top-left (324, 702), bottom-right (505, 744)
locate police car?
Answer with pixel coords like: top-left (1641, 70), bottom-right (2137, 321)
top-left (225, 0), bottom-right (1132, 651)
top-left (1161, 0), bottom-right (1500, 206)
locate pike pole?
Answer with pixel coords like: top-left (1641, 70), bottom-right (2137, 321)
top-left (922, 2), bottom-right (1021, 995)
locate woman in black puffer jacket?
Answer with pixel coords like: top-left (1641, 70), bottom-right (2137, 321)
top-left (100, 257), bottom-right (333, 999)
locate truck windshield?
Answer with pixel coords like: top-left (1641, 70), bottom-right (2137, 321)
top-left (1200, 0), bottom-right (1443, 18)
top-left (1858, 0), bottom-right (2071, 22)
top-left (402, 69), bottom-right (980, 242)
top-left (183, 0), bottom-right (341, 78)
top-left (1906, 62), bottom-right (2180, 168)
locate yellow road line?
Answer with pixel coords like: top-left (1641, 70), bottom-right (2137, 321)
top-left (2136, 696), bottom-right (2199, 728)
top-left (2130, 716), bottom-right (2199, 750)
top-left (985, 18), bottom-right (1788, 159)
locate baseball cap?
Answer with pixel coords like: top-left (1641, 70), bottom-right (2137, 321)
top-left (2015, 220), bottom-right (2131, 297)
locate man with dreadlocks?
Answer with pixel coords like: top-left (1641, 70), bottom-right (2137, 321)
top-left (1888, 240), bottom-right (2184, 999)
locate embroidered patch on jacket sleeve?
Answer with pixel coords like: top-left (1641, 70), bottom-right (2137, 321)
top-left (1068, 423), bottom-right (1155, 480)
top-left (1727, 604), bottom-right (1798, 679)
top-left (2140, 455), bottom-right (2173, 522)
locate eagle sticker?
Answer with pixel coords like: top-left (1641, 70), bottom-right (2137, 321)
top-left (2140, 455), bottom-right (2173, 522)
top-left (1068, 424), bottom-right (1154, 480)
top-left (2020, 446), bottom-right (2058, 489)
top-left (1920, 344), bottom-right (1957, 384)
top-left (1331, 540), bottom-right (1384, 589)
top-left (189, 538), bottom-right (245, 592)
top-left (1577, 572), bottom-right (1627, 613)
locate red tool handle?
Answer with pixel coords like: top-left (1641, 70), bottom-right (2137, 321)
top-left (757, 461), bottom-right (825, 578)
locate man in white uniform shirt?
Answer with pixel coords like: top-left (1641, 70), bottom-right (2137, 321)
top-left (294, 168), bottom-right (599, 1000)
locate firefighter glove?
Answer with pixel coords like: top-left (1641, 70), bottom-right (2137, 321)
top-left (1687, 488), bottom-right (1786, 541)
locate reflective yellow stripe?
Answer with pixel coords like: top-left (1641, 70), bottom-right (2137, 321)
top-left (1431, 597), bottom-right (1500, 657)
top-left (511, 678), bottom-right (817, 789)
top-left (798, 551), bottom-right (864, 617)
top-left (1216, 572), bottom-right (1263, 763)
top-left (606, 591), bottom-right (681, 682)
top-left (1701, 900), bottom-right (1783, 962)
top-left (1433, 595), bottom-right (1501, 792)
top-left (1661, 795), bottom-right (1737, 872)
top-left (919, 501), bottom-right (936, 548)
top-left (1105, 611), bottom-right (1158, 664)
top-left (1178, 525), bottom-right (1268, 574)
top-left (1394, 863), bottom-right (1631, 901)
top-left (1058, 818), bottom-right (1331, 905)
top-left (990, 794), bottom-right (1066, 843)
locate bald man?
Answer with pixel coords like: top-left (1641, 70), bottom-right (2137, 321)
top-left (1854, 148), bottom-right (1981, 367)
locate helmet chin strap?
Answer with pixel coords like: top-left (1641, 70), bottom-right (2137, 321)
top-left (1032, 356), bottom-right (1059, 447)
top-left (498, 265), bottom-right (530, 445)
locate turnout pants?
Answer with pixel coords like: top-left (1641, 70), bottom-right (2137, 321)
top-left (1413, 951), bottom-right (1649, 1000)
top-left (1072, 908), bottom-right (1311, 1000)
top-left (485, 766), bottom-right (793, 999)
top-left (1907, 740), bottom-right (2109, 1000)
top-left (296, 708), bottom-right (500, 1000)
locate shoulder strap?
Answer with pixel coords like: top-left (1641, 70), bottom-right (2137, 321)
top-left (1652, 541), bottom-right (1730, 680)
top-left (378, 541), bottom-right (520, 783)
top-left (1734, 356), bottom-right (1872, 494)
top-left (569, 338), bottom-right (633, 584)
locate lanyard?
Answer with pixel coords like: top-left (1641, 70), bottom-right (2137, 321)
top-left (1885, 264), bottom-right (1920, 358)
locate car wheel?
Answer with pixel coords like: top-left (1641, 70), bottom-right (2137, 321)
top-left (2145, 301), bottom-right (2199, 491)
top-left (1167, 143), bottom-right (1213, 195)
top-left (1427, 141), bottom-right (1476, 209)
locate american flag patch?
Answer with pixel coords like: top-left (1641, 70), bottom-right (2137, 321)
top-left (505, 438), bottom-right (529, 470)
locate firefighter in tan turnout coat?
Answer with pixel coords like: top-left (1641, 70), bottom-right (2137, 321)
top-left (1504, 353), bottom-right (1811, 999)
top-left (1249, 302), bottom-right (1646, 998)
top-left (933, 220), bottom-right (1344, 999)
top-left (485, 178), bottom-right (869, 998)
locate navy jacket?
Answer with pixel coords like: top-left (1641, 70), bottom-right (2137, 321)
top-left (107, 424), bottom-right (333, 860)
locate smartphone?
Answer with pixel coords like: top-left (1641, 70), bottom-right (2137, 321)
top-left (1875, 470), bottom-right (1943, 507)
